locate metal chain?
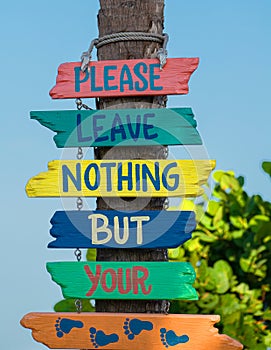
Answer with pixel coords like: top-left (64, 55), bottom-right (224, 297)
top-left (74, 248), bottom-right (82, 313)
top-left (163, 198), bottom-right (169, 210)
top-left (74, 248), bottom-right (82, 261)
top-left (74, 97), bottom-right (84, 313)
top-left (81, 32), bottom-right (169, 71)
top-left (75, 98), bottom-right (92, 110)
top-left (76, 197), bottom-right (83, 211)
top-left (77, 147), bottom-right (83, 160)
top-left (156, 33), bottom-right (169, 70)
top-left (75, 299), bottom-right (82, 313)
top-left (161, 300), bottom-right (170, 314)
top-left (163, 146), bottom-right (169, 159)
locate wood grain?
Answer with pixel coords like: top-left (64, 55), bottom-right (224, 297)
top-left (21, 312), bottom-right (243, 349)
top-left (46, 261), bottom-right (198, 300)
top-left (25, 159), bottom-right (216, 198)
top-left (48, 210), bottom-right (196, 249)
top-left (49, 58), bottom-right (199, 99)
top-left (30, 108), bottom-right (202, 147)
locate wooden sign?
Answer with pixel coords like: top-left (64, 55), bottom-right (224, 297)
top-left (30, 108), bottom-right (202, 147)
top-left (49, 210), bottom-right (196, 249)
top-left (46, 261), bottom-right (198, 300)
top-left (26, 159), bottom-right (216, 198)
top-left (21, 312), bottom-right (243, 349)
top-left (49, 58), bottom-right (199, 99)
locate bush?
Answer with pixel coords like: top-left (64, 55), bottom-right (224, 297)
top-left (169, 169), bottom-right (271, 349)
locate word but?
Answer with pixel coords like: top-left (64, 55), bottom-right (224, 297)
top-left (89, 213), bottom-right (150, 245)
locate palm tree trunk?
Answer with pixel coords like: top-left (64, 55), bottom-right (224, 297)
top-left (95, 0), bottom-right (169, 314)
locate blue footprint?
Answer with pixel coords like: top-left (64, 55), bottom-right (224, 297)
top-left (160, 328), bottom-right (189, 348)
top-left (123, 318), bottom-right (153, 340)
top-left (55, 317), bottom-right (83, 338)
top-left (89, 327), bottom-right (119, 348)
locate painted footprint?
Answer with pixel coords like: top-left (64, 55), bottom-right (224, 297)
top-left (123, 318), bottom-right (153, 340)
top-left (160, 328), bottom-right (189, 348)
top-left (89, 327), bottom-right (119, 348)
top-left (55, 317), bottom-right (83, 338)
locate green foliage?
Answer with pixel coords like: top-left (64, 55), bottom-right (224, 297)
top-left (54, 298), bottom-right (95, 312)
top-left (169, 169), bottom-right (271, 349)
top-left (262, 161), bottom-right (271, 178)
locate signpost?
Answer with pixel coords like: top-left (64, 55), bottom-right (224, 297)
top-left (48, 210), bottom-right (196, 249)
top-left (49, 58), bottom-right (199, 99)
top-left (21, 312), bottom-right (243, 349)
top-left (46, 261), bottom-right (198, 300)
top-left (20, 2), bottom-right (243, 349)
top-left (26, 159), bottom-right (216, 197)
top-left (30, 108), bottom-right (202, 147)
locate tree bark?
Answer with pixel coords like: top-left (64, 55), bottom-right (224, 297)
top-left (95, 0), bottom-right (169, 314)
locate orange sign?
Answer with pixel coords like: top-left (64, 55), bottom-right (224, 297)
top-left (21, 312), bottom-right (243, 349)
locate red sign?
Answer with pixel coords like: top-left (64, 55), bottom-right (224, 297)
top-left (49, 58), bottom-right (199, 99)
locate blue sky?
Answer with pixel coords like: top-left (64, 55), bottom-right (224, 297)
top-left (1, 1), bottom-right (271, 349)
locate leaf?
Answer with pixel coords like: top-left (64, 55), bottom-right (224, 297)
top-left (213, 170), bottom-right (235, 183)
top-left (237, 176), bottom-right (245, 187)
top-left (86, 248), bottom-right (97, 261)
top-left (230, 216), bottom-right (247, 229)
top-left (262, 161), bottom-right (271, 177)
top-left (213, 260), bottom-right (233, 294)
top-left (200, 214), bottom-right (215, 230)
top-left (213, 205), bottom-right (224, 227)
top-left (197, 292), bottom-right (219, 310)
top-left (195, 231), bottom-right (217, 243)
top-left (206, 200), bottom-right (220, 216)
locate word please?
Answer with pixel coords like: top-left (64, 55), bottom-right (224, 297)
top-left (84, 264), bottom-right (152, 296)
top-left (89, 213), bottom-right (150, 245)
top-left (74, 62), bottom-right (163, 93)
top-left (62, 161), bottom-right (179, 192)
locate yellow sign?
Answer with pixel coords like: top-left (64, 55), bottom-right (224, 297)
top-left (26, 159), bottom-right (215, 198)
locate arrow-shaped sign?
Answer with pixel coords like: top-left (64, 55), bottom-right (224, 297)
top-left (30, 108), bottom-right (202, 147)
top-left (48, 210), bottom-right (196, 249)
top-left (26, 159), bottom-right (215, 197)
top-left (49, 58), bottom-right (199, 99)
top-left (46, 261), bottom-right (198, 300)
top-left (21, 312), bottom-right (243, 349)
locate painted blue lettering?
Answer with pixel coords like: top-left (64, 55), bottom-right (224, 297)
top-left (77, 114), bottom-right (92, 142)
top-left (111, 113), bottom-right (127, 142)
top-left (149, 63), bottom-right (163, 91)
top-left (126, 114), bottom-right (141, 141)
top-left (134, 62), bottom-right (148, 91)
top-left (118, 162), bottom-right (133, 191)
top-left (120, 64), bottom-right (134, 92)
top-left (135, 163), bottom-right (140, 191)
top-left (90, 66), bottom-right (103, 91)
top-left (74, 67), bottom-right (89, 92)
top-left (93, 114), bottom-right (109, 142)
top-left (100, 162), bottom-right (116, 192)
top-left (143, 113), bottom-right (158, 140)
top-left (162, 162), bottom-right (179, 191)
top-left (62, 163), bottom-right (81, 192)
top-left (104, 65), bottom-right (118, 91)
top-left (142, 162), bottom-right (160, 192)
top-left (84, 163), bottom-right (100, 190)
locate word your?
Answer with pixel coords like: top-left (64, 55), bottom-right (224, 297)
top-left (84, 264), bottom-right (152, 296)
top-left (89, 213), bottom-right (150, 245)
